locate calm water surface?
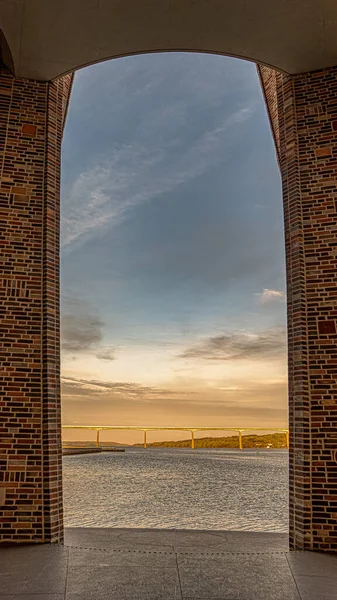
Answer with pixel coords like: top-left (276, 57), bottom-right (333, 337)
top-left (63, 448), bottom-right (288, 532)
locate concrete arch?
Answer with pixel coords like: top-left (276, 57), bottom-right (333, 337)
top-left (0, 0), bottom-right (337, 81)
top-left (54, 49), bottom-right (284, 82)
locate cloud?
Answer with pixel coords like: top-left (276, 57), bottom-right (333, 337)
top-left (61, 374), bottom-right (288, 429)
top-left (61, 104), bottom-right (255, 253)
top-left (72, 54), bottom-right (259, 113)
top-left (61, 376), bottom-right (191, 401)
top-left (61, 314), bottom-right (103, 353)
top-left (179, 328), bottom-right (286, 362)
top-left (61, 298), bottom-right (115, 361)
top-left (94, 348), bottom-right (115, 361)
top-left (255, 289), bottom-right (286, 304)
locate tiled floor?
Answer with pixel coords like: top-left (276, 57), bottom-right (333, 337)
top-left (0, 528), bottom-right (336, 599)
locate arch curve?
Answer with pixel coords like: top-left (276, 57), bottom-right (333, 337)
top-left (1, 0), bottom-right (337, 81)
top-left (54, 48), bottom-right (284, 82)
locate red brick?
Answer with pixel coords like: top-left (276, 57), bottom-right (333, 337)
top-left (22, 123), bottom-right (37, 137)
top-left (315, 147), bottom-right (332, 157)
top-left (318, 320), bottom-right (336, 335)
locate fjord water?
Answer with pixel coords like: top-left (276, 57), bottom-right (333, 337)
top-left (63, 448), bottom-right (288, 531)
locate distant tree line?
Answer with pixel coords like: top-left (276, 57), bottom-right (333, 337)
top-left (135, 433), bottom-right (287, 449)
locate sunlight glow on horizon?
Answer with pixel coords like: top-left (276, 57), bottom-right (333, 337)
top-left (60, 53), bottom-right (286, 442)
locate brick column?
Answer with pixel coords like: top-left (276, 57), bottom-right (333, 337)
top-left (0, 68), bottom-right (72, 543)
top-left (260, 65), bottom-right (337, 551)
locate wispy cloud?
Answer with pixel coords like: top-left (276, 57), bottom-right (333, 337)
top-left (255, 289), bottom-right (286, 304)
top-left (61, 314), bottom-right (103, 353)
top-left (61, 298), bottom-right (115, 361)
top-left (179, 328), bottom-right (286, 362)
top-left (61, 376), bottom-right (192, 401)
top-left (61, 105), bottom-right (255, 252)
top-left (61, 374), bottom-right (287, 427)
top-left (94, 348), bottom-right (116, 361)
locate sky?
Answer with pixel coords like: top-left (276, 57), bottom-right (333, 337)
top-left (60, 53), bottom-right (286, 444)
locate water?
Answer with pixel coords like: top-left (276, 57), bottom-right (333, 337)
top-left (63, 448), bottom-right (288, 532)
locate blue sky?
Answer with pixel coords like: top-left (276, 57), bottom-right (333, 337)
top-left (60, 53), bottom-right (287, 443)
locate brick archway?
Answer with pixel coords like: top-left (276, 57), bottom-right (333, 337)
top-left (1, 57), bottom-right (337, 550)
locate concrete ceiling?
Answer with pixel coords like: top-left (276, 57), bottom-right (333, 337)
top-left (1, 0), bottom-right (337, 81)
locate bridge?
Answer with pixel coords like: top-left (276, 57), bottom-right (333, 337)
top-left (62, 425), bottom-right (289, 450)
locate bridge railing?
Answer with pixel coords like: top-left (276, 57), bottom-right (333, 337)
top-left (62, 425), bottom-right (289, 450)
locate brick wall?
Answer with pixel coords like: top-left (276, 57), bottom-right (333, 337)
top-left (0, 68), bottom-right (72, 543)
top-left (1, 61), bottom-right (336, 550)
top-left (260, 66), bottom-right (337, 551)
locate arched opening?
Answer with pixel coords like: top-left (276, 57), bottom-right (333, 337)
top-left (60, 52), bottom-right (288, 534)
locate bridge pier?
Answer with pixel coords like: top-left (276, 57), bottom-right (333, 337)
top-left (96, 430), bottom-right (100, 448)
top-left (238, 431), bottom-right (243, 450)
top-left (143, 431), bottom-right (147, 449)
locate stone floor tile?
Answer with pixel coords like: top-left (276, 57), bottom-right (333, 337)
top-left (0, 544), bottom-right (64, 571)
top-left (65, 528), bottom-right (287, 553)
top-left (66, 564), bottom-right (182, 600)
top-left (206, 531), bottom-right (289, 553)
top-left (286, 551), bottom-right (337, 578)
top-left (0, 596), bottom-right (64, 600)
top-left (2, 530), bottom-right (337, 600)
top-left (117, 529), bottom-right (229, 550)
top-left (65, 527), bottom-right (125, 546)
top-left (295, 575), bottom-right (337, 600)
top-left (0, 546), bottom-right (68, 595)
top-left (68, 545), bottom-right (176, 568)
top-left (65, 527), bottom-right (174, 552)
top-left (177, 553), bottom-right (300, 600)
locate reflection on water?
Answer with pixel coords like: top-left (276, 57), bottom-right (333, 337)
top-left (63, 448), bottom-right (288, 532)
